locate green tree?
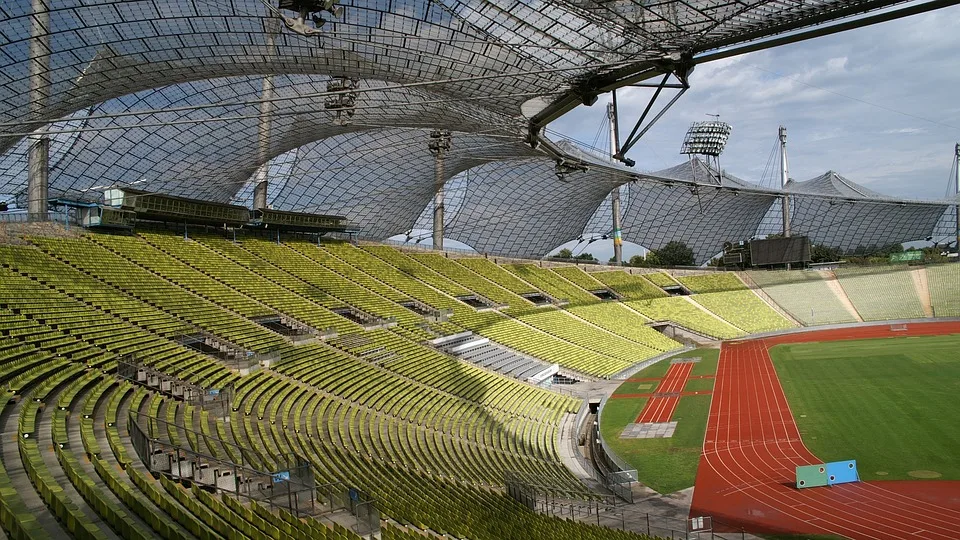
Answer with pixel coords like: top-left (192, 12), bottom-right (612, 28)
top-left (574, 252), bottom-right (595, 262)
top-left (627, 250), bottom-right (660, 267)
top-left (556, 248), bottom-right (573, 259)
top-left (810, 244), bottom-right (843, 263)
top-left (653, 241), bottom-right (695, 266)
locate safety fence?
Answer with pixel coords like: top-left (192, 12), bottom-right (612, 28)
top-left (127, 410), bottom-right (381, 534)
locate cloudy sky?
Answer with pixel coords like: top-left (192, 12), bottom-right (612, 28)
top-left (551, 5), bottom-right (960, 202)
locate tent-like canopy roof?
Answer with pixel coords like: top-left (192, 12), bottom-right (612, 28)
top-left (1, 0), bottom-right (955, 264)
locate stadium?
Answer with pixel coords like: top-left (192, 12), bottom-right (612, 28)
top-left (0, 0), bottom-right (959, 539)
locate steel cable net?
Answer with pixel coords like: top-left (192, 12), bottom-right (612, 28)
top-left (618, 181), bottom-right (777, 265)
top-left (270, 128), bottom-right (536, 239)
top-left (787, 197), bottom-right (949, 252)
top-left (780, 172), bottom-right (952, 252)
top-left (0, 74), bottom-right (521, 203)
top-left (436, 158), bottom-right (627, 257)
top-left (583, 159), bottom-right (952, 264)
top-left (1, 0), bottom-right (949, 259)
top-left (0, 0), bottom-right (566, 152)
top-left (1, 0), bottom-right (918, 153)
top-left (580, 158), bottom-right (775, 264)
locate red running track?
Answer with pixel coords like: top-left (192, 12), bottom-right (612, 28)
top-left (690, 321), bottom-right (960, 539)
top-left (635, 362), bottom-right (694, 423)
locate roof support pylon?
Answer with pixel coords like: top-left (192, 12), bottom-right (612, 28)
top-left (429, 130), bottom-right (452, 251)
top-left (27, 0), bottom-right (49, 220)
top-left (608, 98), bottom-right (623, 265)
top-left (254, 20), bottom-right (279, 210)
top-left (954, 142), bottom-right (959, 254)
top-left (780, 126), bottom-right (791, 239)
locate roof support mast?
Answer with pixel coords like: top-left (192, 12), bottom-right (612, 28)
top-left (608, 96), bottom-right (623, 265)
top-left (27, 0), bottom-right (49, 221)
top-left (780, 126), bottom-right (792, 269)
top-left (780, 126), bottom-right (791, 237)
top-left (254, 19), bottom-right (279, 211)
top-left (429, 130), bottom-right (452, 251)
top-left (955, 142), bottom-right (959, 254)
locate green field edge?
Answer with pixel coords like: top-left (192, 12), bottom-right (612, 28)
top-left (599, 348), bottom-right (719, 494)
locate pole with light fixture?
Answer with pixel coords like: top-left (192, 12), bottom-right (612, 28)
top-left (779, 126), bottom-right (793, 269)
top-left (428, 129), bottom-right (452, 251)
top-left (607, 99), bottom-right (623, 265)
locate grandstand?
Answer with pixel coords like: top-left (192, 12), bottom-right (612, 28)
top-left (639, 272), bottom-right (681, 289)
top-left (835, 266), bottom-right (927, 321)
top-left (626, 297), bottom-right (745, 340)
top-left (0, 224), bottom-right (957, 539)
top-left (2, 0), bottom-right (959, 536)
top-left (676, 274), bottom-right (795, 333)
top-left (926, 264), bottom-right (960, 317)
top-left (590, 271), bottom-right (669, 301)
top-left (746, 270), bottom-right (860, 325)
top-left (4, 231), bottom-right (669, 539)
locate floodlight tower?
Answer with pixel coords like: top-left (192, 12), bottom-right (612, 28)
top-left (680, 120), bottom-right (732, 184)
top-left (607, 101), bottom-right (623, 265)
top-left (428, 129), bottom-right (452, 251)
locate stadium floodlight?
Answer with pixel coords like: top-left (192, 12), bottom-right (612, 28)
top-left (554, 159), bottom-right (587, 181)
top-left (428, 129), bottom-right (452, 155)
top-left (680, 121), bottom-right (732, 157)
top-left (324, 77), bottom-right (360, 125)
top-left (277, 0), bottom-right (343, 36)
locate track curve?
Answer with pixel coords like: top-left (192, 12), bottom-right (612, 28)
top-left (689, 321), bottom-right (960, 539)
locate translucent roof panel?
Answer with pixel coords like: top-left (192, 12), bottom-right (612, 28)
top-left (0, 0), bottom-right (563, 153)
top-left (581, 184), bottom-right (629, 237)
top-left (559, 0), bottom-right (913, 54)
top-left (787, 195), bottom-right (950, 252)
top-left (2, 0), bottom-right (915, 156)
top-left (442, 159), bottom-right (627, 257)
top-left (0, 74), bottom-right (521, 203)
top-left (270, 129), bottom-right (535, 239)
top-left (619, 178), bottom-right (778, 264)
top-left (786, 171), bottom-right (889, 199)
top-left (652, 158), bottom-right (758, 189)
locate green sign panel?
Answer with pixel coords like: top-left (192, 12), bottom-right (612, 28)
top-left (889, 251), bottom-right (922, 263)
top-left (796, 464), bottom-right (828, 489)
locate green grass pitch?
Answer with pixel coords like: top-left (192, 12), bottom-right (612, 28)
top-left (770, 334), bottom-right (960, 482)
top-left (600, 348), bottom-right (718, 494)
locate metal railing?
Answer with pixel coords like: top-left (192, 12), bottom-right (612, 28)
top-left (128, 410), bottom-right (319, 517)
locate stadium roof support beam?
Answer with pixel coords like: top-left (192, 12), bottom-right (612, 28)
top-left (526, 61), bottom-right (668, 147)
top-left (528, 56), bottom-right (693, 156)
top-left (26, 0), bottom-right (49, 219)
top-left (694, 0), bottom-right (960, 65)
top-left (695, 0), bottom-right (922, 53)
top-left (614, 72), bottom-right (690, 164)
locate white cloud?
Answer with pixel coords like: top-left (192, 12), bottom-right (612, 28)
top-left (550, 5), bottom-right (960, 202)
top-left (882, 128), bottom-right (925, 135)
